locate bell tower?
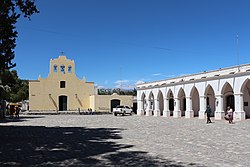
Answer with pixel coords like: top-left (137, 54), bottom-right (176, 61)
top-left (49, 54), bottom-right (75, 75)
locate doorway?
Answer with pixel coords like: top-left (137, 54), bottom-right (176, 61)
top-left (59, 95), bottom-right (67, 111)
top-left (111, 99), bottom-right (120, 112)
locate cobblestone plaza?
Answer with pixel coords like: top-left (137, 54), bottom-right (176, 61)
top-left (0, 115), bottom-right (249, 167)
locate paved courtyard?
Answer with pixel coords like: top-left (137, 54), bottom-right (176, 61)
top-left (0, 114), bottom-right (249, 167)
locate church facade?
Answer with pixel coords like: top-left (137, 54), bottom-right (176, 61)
top-left (29, 55), bottom-right (133, 112)
top-left (136, 64), bottom-right (250, 121)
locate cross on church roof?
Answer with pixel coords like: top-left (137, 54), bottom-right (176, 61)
top-left (60, 51), bottom-right (65, 55)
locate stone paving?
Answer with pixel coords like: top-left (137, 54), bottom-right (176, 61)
top-left (0, 114), bottom-right (249, 167)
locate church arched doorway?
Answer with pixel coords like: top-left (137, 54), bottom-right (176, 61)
top-left (59, 95), bottom-right (67, 111)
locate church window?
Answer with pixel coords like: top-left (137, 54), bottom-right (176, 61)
top-left (60, 65), bottom-right (65, 73)
top-left (60, 81), bottom-right (66, 88)
top-left (53, 65), bottom-right (57, 72)
top-left (68, 66), bottom-right (72, 73)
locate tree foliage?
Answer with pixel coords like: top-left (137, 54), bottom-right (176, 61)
top-left (98, 88), bottom-right (137, 96)
top-left (0, 70), bottom-right (28, 102)
top-left (0, 0), bottom-right (39, 72)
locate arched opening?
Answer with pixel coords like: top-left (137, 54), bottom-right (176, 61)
top-left (111, 99), bottom-right (120, 112)
top-left (53, 64), bottom-right (58, 72)
top-left (68, 65), bottom-right (72, 73)
top-left (241, 79), bottom-right (250, 118)
top-left (191, 87), bottom-right (200, 117)
top-left (60, 64), bottom-right (65, 73)
top-left (227, 95), bottom-right (235, 110)
top-left (59, 95), bottom-right (67, 111)
top-left (205, 85), bottom-right (216, 117)
top-left (178, 88), bottom-right (186, 117)
top-left (158, 90), bottom-right (164, 116)
top-left (141, 93), bottom-right (146, 115)
top-left (167, 90), bottom-right (174, 116)
top-left (149, 92), bottom-right (154, 116)
top-left (221, 82), bottom-right (234, 112)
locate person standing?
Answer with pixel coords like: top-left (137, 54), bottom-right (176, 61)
top-left (227, 106), bottom-right (233, 124)
top-left (205, 105), bottom-right (212, 124)
top-left (15, 106), bottom-right (20, 118)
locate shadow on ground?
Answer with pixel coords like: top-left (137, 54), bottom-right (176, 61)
top-left (0, 126), bottom-right (204, 167)
top-left (0, 116), bottom-right (45, 123)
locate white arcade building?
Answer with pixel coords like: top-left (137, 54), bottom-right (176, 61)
top-left (136, 64), bottom-right (250, 121)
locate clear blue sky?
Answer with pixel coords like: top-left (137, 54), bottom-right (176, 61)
top-left (14, 0), bottom-right (250, 89)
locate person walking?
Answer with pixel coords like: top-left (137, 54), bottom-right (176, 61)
top-left (205, 105), bottom-right (212, 124)
top-left (227, 106), bottom-right (233, 124)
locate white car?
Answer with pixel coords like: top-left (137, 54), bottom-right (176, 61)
top-left (113, 105), bottom-right (133, 116)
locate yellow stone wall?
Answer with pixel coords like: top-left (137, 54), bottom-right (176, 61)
top-left (29, 55), bottom-right (133, 112)
top-left (29, 56), bottom-right (94, 111)
top-left (90, 93), bottom-right (133, 112)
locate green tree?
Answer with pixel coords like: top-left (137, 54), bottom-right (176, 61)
top-left (0, 0), bottom-right (39, 73)
top-left (133, 88), bottom-right (137, 96)
top-left (0, 1), bottom-right (38, 118)
top-left (0, 70), bottom-right (28, 101)
top-left (0, 70), bottom-right (28, 120)
top-left (9, 79), bottom-right (29, 102)
top-left (7, 70), bottom-right (28, 102)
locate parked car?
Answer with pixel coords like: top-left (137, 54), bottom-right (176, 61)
top-left (113, 105), bottom-right (133, 116)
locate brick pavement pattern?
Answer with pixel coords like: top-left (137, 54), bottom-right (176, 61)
top-left (0, 115), bottom-right (249, 167)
